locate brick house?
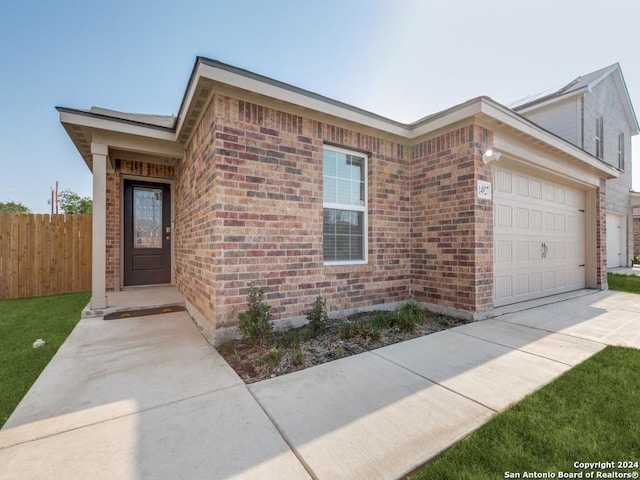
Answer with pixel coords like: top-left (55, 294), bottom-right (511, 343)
top-left (58, 57), bottom-right (621, 343)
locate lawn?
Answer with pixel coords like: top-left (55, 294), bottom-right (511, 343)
top-left (607, 272), bottom-right (640, 294)
top-left (410, 346), bottom-right (640, 479)
top-left (0, 292), bottom-right (90, 428)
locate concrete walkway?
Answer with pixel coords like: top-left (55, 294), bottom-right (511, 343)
top-left (1, 290), bottom-right (639, 479)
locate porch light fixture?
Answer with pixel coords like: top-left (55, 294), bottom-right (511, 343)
top-left (482, 149), bottom-right (503, 164)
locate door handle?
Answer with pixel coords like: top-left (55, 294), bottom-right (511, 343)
top-left (541, 242), bottom-right (549, 259)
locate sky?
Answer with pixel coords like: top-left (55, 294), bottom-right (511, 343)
top-left (1, 0), bottom-right (639, 213)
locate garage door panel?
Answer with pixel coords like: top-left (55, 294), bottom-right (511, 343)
top-left (545, 183), bottom-right (555, 202)
top-left (545, 212), bottom-right (555, 231)
top-left (494, 167), bottom-right (586, 307)
top-left (530, 273), bottom-right (542, 293)
top-left (496, 241), bottom-right (512, 262)
top-left (496, 276), bottom-right (513, 300)
top-left (516, 241), bottom-right (529, 261)
top-left (516, 208), bottom-right (529, 228)
top-left (496, 204), bottom-right (512, 227)
top-left (515, 175), bottom-right (529, 196)
top-left (516, 275), bottom-right (529, 296)
top-left (495, 170), bottom-right (513, 192)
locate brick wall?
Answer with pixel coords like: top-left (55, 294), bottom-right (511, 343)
top-left (173, 93), bottom-right (609, 338)
top-left (410, 125), bottom-right (493, 312)
top-left (105, 159), bottom-right (175, 291)
top-left (176, 94), bottom-right (411, 334)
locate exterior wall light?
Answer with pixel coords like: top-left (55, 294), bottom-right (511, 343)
top-left (482, 149), bottom-right (503, 164)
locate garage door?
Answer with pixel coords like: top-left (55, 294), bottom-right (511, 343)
top-left (493, 167), bottom-right (586, 307)
top-left (606, 213), bottom-right (624, 268)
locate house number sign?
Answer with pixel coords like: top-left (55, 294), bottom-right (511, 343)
top-left (477, 180), bottom-right (492, 200)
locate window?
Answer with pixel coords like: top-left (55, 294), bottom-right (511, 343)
top-left (617, 133), bottom-right (625, 170)
top-left (595, 116), bottom-right (604, 159)
top-left (323, 145), bottom-right (367, 264)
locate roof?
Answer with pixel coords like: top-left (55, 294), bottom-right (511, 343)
top-left (513, 63), bottom-right (639, 134)
top-left (89, 107), bottom-right (176, 129)
top-left (56, 57), bottom-right (620, 180)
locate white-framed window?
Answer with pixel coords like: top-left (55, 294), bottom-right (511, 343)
top-left (322, 145), bottom-right (368, 264)
top-left (617, 133), bottom-right (625, 170)
top-left (595, 116), bottom-right (604, 159)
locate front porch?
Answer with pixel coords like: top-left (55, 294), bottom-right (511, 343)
top-left (82, 285), bottom-right (185, 319)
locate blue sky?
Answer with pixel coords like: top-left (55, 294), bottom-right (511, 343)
top-left (2, 0), bottom-right (639, 212)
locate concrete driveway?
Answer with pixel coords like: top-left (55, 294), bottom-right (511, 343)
top-left (1, 290), bottom-right (639, 479)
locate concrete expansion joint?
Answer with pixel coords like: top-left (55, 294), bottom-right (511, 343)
top-left (448, 329), bottom-right (583, 368)
top-left (245, 384), bottom-right (320, 480)
top-left (369, 350), bottom-right (499, 414)
top-left (0, 384), bottom-right (244, 452)
top-left (492, 317), bottom-right (609, 347)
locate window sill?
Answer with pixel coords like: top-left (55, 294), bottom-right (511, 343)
top-left (323, 263), bottom-right (373, 274)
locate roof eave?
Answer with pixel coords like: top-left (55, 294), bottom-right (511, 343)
top-left (56, 107), bottom-right (177, 137)
top-left (513, 88), bottom-right (586, 114)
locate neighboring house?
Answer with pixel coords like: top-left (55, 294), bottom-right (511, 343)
top-left (58, 57), bottom-right (621, 343)
top-left (513, 64), bottom-right (640, 268)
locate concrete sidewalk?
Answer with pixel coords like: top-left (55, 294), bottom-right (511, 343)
top-left (1, 290), bottom-right (639, 479)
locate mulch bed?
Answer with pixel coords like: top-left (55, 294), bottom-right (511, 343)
top-left (218, 310), bottom-right (471, 384)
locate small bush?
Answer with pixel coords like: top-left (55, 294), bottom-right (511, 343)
top-left (278, 330), bottom-right (302, 349)
top-left (366, 323), bottom-right (382, 342)
top-left (372, 311), bottom-right (395, 330)
top-left (338, 322), bottom-right (355, 339)
top-left (396, 301), bottom-right (426, 332)
top-left (238, 283), bottom-right (273, 344)
top-left (257, 348), bottom-right (284, 370)
top-left (351, 320), bottom-right (377, 341)
top-left (291, 348), bottom-right (305, 367)
top-left (334, 345), bottom-right (346, 357)
top-left (306, 296), bottom-right (329, 335)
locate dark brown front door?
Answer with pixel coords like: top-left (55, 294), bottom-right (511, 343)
top-left (123, 180), bottom-right (171, 286)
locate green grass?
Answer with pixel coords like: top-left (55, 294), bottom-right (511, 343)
top-left (607, 272), bottom-right (640, 294)
top-left (411, 346), bottom-right (640, 479)
top-left (0, 292), bottom-right (90, 427)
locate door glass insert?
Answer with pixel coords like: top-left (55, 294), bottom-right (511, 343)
top-left (133, 187), bottom-right (163, 248)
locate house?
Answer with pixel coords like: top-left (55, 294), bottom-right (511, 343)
top-left (513, 64), bottom-right (640, 268)
top-left (58, 57), bottom-right (625, 343)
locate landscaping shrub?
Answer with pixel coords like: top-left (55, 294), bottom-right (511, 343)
top-left (338, 322), bottom-right (355, 339)
top-left (306, 296), bottom-right (329, 335)
top-left (372, 311), bottom-right (395, 330)
top-left (257, 348), bottom-right (284, 370)
top-left (396, 300), bottom-right (426, 331)
top-left (278, 330), bottom-right (302, 349)
top-left (291, 348), bottom-right (305, 367)
top-left (238, 283), bottom-right (273, 344)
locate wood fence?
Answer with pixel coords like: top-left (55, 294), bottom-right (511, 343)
top-left (0, 214), bottom-right (92, 299)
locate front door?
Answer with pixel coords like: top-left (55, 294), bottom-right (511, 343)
top-left (123, 180), bottom-right (171, 286)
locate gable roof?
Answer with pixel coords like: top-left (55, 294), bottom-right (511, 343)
top-left (57, 56), bottom-right (619, 180)
top-left (513, 63), bottom-right (639, 135)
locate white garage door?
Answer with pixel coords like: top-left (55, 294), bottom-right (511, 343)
top-left (606, 213), bottom-right (624, 268)
top-left (493, 167), bottom-right (586, 307)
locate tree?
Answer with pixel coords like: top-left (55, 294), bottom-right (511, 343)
top-left (59, 189), bottom-right (92, 214)
top-left (0, 200), bottom-right (30, 213)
